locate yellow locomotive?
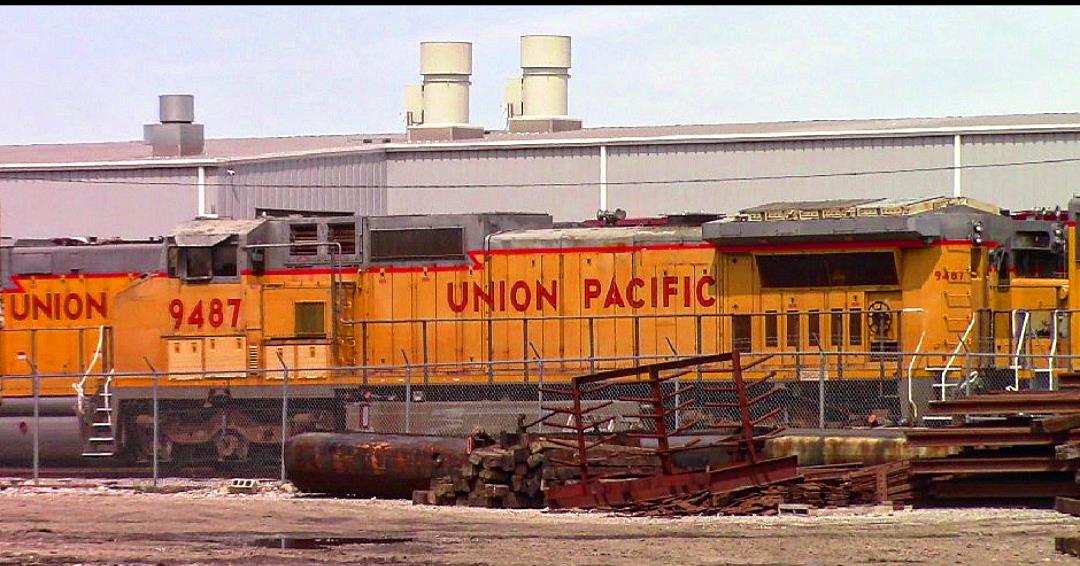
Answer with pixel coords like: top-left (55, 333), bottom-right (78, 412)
top-left (0, 195), bottom-right (1074, 463)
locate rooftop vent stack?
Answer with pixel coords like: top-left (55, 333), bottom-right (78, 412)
top-left (143, 94), bottom-right (205, 157)
top-left (406, 42), bottom-right (485, 142)
top-left (509, 35), bottom-right (582, 134)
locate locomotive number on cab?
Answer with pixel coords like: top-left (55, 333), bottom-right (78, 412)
top-left (169, 298), bottom-right (242, 329)
top-left (933, 270), bottom-right (966, 281)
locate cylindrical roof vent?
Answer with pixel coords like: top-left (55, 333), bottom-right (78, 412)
top-left (159, 94), bottom-right (195, 124)
top-left (520, 35), bottom-right (570, 118)
top-left (419, 42), bottom-right (472, 126)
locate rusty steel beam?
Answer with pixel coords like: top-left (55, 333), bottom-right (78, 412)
top-left (1058, 374), bottom-right (1080, 389)
top-left (905, 427), bottom-right (1080, 448)
top-left (285, 432), bottom-right (468, 498)
top-left (910, 457), bottom-right (1080, 475)
top-left (544, 455), bottom-right (799, 510)
top-left (570, 353), bottom-right (734, 385)
top-left (928, 393), bottom-right (1080, 416)
top-left (930, 477), bottom-right (1080, 499)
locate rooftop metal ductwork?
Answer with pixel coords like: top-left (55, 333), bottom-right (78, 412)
top-left (405, 42), bottom-right (485, 142)
top-left (143, 94), bottom-right (205, 157)
top-left (506, 35), bottom-right (582, 134)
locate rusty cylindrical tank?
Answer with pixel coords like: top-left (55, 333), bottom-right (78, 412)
top-left (285, 432), bottom-right (469, 498)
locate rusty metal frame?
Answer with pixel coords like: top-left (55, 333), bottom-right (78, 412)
top-left (538, 352), bottom-right (797, 510)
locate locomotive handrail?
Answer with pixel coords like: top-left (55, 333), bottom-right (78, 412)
top-left (338, 307), bottom-right (1080, 325)
top-left (14, 349), bottom-right (1080, 381)
top-left (935, 314), bottom-right (978, 401)
top-left (907, 329), bottom-right (926, 419)
top-left (72, 325), bottom-right (107, 417)
top-left (1010, 309), bottom-right (1032, 390)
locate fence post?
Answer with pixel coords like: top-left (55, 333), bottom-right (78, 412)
top-left (588, 318), bottom-right (596, 373)
top-left (275, 350), bottom-right (289, 484)
top-left (529, 342), bottom-right (543, 434)
top-left (818, 351), bottom-right (826, 429)
top-left (20, 346), bottom-right (40, 486)
top-left (402, 350), bottom-right (412, 434)
top-left (143, 357), bottom-right (160, 488)
top-left (421, 320), bottom-right (429, 384)
top-left (665, 338), bottom-right (681, 430)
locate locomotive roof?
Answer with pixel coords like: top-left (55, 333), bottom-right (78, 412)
top-left (736, 196), bottom-right (1001, 221)
top-left (487, 225), bottom-right (704, 249)
top-left (703, 196), bottom-right (1019, 246)
top-left (169, 218), bottom-right (268, 247)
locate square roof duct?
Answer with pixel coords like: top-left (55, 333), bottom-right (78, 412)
top-left (143, 94), bottom-right (205, 157)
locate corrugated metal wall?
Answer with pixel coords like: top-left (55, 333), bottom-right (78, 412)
top-left (0, 168), bottom-right (198, 238)
top-left (607, 137), bottom-right (955, 215)
top-left (962, 133), bottom-right (1080, 210)
top-left (385, 137), bottom-right (957, 221)
top-left (4, 131), bottom-right (1080, 239)
top-left (386, 147), bottom-right (599, 221)
top-left (212, 152), bottom-right (387, 218)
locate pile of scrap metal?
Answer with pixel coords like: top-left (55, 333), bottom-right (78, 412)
top-left (413, 353), bottom-right (914, 515)
top-left (580, 461), bottom-right (912, 517)
top-left (905, 373), bottom-right (1080, 501)
top-left (294, 353), bottom-right (922, 515)
top-left (539, 353), bottom-right (800, 512)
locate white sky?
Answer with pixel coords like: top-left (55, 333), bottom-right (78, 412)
top-left (3, 5), bottom-right (1080, 145)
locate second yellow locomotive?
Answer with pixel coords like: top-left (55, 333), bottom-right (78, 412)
top-left (0, 195), bottom-right (1074, 462)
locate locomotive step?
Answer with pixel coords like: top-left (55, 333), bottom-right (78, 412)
top-left (95, 408), bottom-right (112, 413)
top-left (81, 452), bottom-right (115, 457)
top-left (88, 437), bottom-right (115, 443)
top-left (91, 422), bottom-right (113, 427)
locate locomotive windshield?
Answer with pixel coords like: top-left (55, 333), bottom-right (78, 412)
top-left (170, 237), bottom-right (239, 281)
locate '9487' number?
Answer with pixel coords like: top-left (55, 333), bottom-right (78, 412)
top-left (934, 270), bottom-right (966, 281)
top-left (169, 298), bottom-right (242, 329)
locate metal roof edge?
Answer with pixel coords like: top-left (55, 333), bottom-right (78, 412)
top-left (0, 157), bottom-right (227, 172)
top-left (383, 122), bottom-right (1080, 152)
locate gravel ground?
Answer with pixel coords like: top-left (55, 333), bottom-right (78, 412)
top-left (0, 478), bottom-right (1075, 565)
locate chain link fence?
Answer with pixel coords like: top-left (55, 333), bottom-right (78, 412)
top-left (2, 347), bottom-right (1077, 483)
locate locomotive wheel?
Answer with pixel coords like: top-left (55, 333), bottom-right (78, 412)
top-left (213, 430), bottom-right (249, 462)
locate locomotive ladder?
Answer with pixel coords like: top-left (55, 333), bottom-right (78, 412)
top-left (82, 372), bottom-right (116, 457)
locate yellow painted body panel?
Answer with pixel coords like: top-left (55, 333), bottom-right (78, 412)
top-left (2, 231), bottom-right (1076, 398)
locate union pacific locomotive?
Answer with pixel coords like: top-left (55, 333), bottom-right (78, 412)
top-left (1, 195), bottom-right (1075, 464)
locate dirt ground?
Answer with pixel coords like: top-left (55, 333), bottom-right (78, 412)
top-left (0, 479), bottom-right (1076, 565)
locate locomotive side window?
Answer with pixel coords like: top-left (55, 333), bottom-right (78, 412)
top-left (849, 308), bottom-right (863, 346)
top-left (176, 238), bottom-right (239, 281)
top-left (808, 311), bottom-right (821, 347)
top-left (786, 311), bottom-right (800, 348)
top-left (370, 227), bottom-right (465, 262)
top-left (764, 311), bottom-right (778, 347)
top-left (732, 314), bottom-right (751, 353)
top-left (212, 241), bottom-right (238, 277)
top-left (184, 247), bottom-right (213, 280)
top-left (830, 309), bottom-right (844, 347)
top-left (295, 302), bottom-right (326, 337)
top-left (757, 252), bottom-right (898, 288)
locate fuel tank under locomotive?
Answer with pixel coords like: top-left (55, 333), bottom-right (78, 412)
top-left (285, 432), bottom-right (469, 498)
top-left (0, 397), bottom-right (85, 463)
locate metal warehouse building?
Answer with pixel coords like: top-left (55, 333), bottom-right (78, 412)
top-left (3, 35), bottom-right (1080, 238)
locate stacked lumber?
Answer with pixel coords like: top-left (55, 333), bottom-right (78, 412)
top-left (413, 432), bottom-right (657, 509)
top-left (413, 433), bottom-right (540, 509)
